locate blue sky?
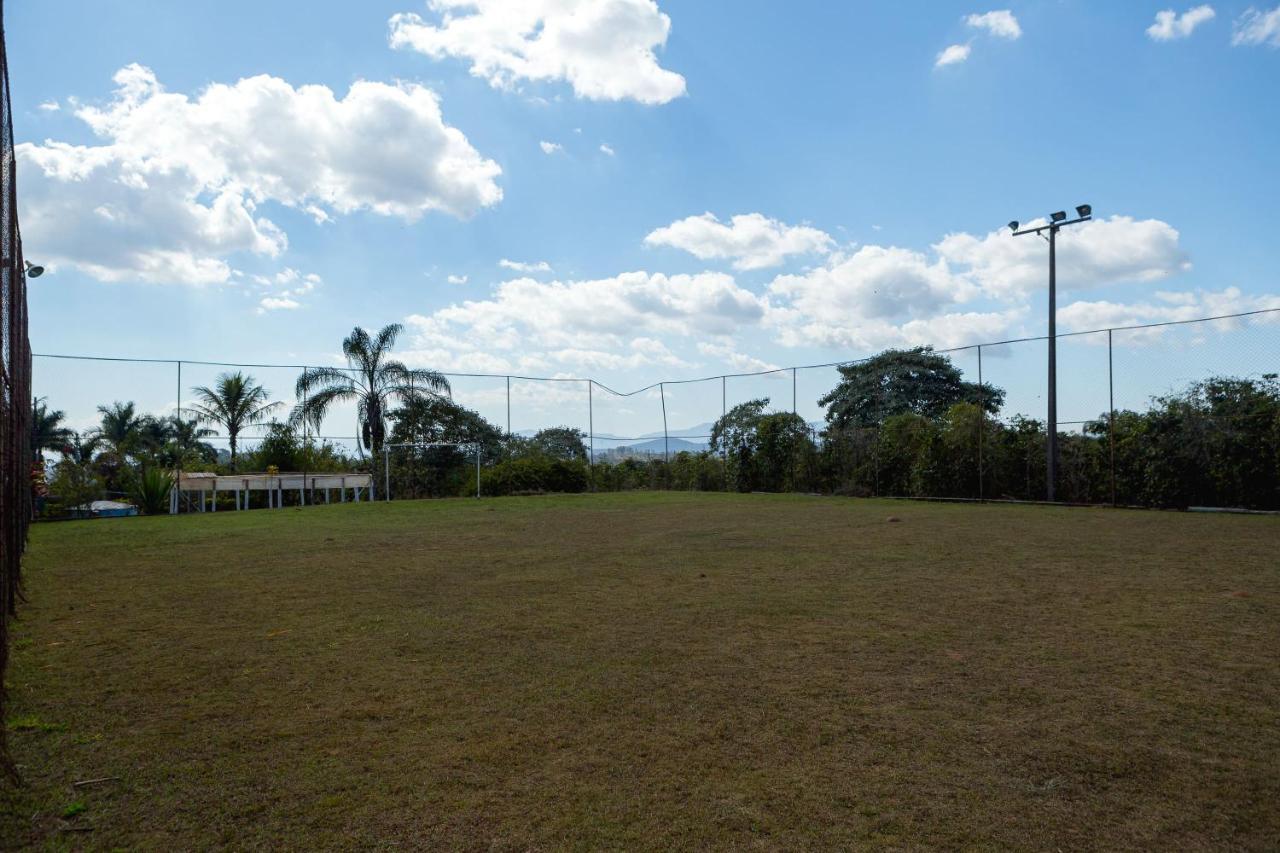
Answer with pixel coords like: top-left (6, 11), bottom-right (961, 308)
top-left (9, 1), bottom-right (1280, 441)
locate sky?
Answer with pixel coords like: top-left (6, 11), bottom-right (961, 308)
top-left (9, 0), bottom-right (1280, 443)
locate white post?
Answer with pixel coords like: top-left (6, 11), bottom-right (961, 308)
top-left (212, 487), bottom-right (218, 512)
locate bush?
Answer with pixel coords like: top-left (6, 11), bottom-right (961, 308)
top-left (480, 456), bottom-right (589, 496)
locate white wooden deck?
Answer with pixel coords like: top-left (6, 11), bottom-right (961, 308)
top-left (171, 472), bottom-right (375, 513)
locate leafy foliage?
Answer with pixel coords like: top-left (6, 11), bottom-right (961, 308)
top-left (188, 372), bottom-right (279, 470)
top-left (129, 468), bottom-right (174, 516)
top-left (820, 347), bottom-right (1004, 430)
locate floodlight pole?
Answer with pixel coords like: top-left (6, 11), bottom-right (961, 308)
top-left (1011, 209), bottom-right (1091, 502)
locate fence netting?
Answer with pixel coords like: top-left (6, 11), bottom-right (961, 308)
top-left (1, 0), bottom-right (34, 777)
top-left (28, 309), bottom-right (1280, 513)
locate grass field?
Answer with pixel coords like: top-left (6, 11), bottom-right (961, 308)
top-left (3, 493), bottom-right (1278, 849)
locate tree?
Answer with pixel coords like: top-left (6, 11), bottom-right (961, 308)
top-left (31, 397), bottom-right (73, 462)
top-left (293, 324), bottom-right (450, 464)
top-left (819, 347), bottom-right (1004, 430)
top-left (708, 399), bottom-right (814, 492)
top-left (527, 426), bottom-right (588, 462)
top-left (189, 372), bottom-right (280, 471)
top-left (166, 417), bottom-right (218, 466)
top-left (93, 402), bottom-right (144, 461)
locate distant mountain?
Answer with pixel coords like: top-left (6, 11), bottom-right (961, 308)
top-left (594, 436), bottom-right (707, 460)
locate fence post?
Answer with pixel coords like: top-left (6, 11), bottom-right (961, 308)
top-left (175, 360), bottom-right (182, 514)
top-left (506, 375), bottom-right (512, 457)
top-left (587, 379), bottom-right (595, 491)
top-left (792, 367), bottom-right (797, 415)
top-left (721, 375), bottom-right (728, 492)
top-left (659, 381), bottom-right (670, 466)
top-left (300, 366), bottom-right (307, 507)
top-left (1108, 329), bottom-right (1116, 507)
top-left (384, 445), bottom-right (390, 502)
top-left (977, 345), bottom-right (984, 502)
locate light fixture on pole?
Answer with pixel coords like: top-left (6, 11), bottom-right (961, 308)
top-left (1008, 204), bottom-right (1093, 502)
top-left (24, 260), bottom-right (43, 278)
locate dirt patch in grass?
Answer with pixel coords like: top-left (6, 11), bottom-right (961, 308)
top-left (3, 493), bottom-right (1278, 849)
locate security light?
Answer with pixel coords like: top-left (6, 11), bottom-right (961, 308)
top-left (1076, 204), bottom-right (1092, 219)
top-left (1050, 211), bottom-right (1067, 223)
top-left (24, 260), bottom-right (43, 278)
top-left (1008, 220), bottom-right (1019, 232)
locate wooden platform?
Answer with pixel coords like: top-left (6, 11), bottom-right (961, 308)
top-left (171, 472), bottom-right (374, 513)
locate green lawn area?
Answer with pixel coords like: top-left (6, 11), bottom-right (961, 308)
top-left (3, 493), bottom-right (1278, 849)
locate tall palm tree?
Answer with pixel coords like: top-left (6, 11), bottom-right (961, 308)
top-left (64, 431), bottom-right (102, 466)
top-left (168, 416), bottom-right (218, 464)
top-left (94, 401), bottom-right (144, 460)
top-left (188, 372), bottom-right (280, 471)
top-left (293, 324), bottom-right (450, 463)
top-left (31, 397), bottom-right (73, 462)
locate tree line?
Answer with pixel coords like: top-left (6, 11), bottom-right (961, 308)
top-left (33, 325), bottom-right (1280, 514)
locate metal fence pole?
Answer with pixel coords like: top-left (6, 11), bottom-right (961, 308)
top-left (175, 360), bottom-right (182, 514)
top-left (475, 443), bottom-right (481, 499)
top-left (384, 445), bottom-right (390, 501)
top-left (300, 366), bottom-right (307, 507)
top-left (977, 345), bottom-right (984, 501)
top-left (792, 367), bottom-right (797, 415)
top-left (506, 375), bottom-right (512, 456)
top-left (587, 379), bottom-right (595, 489)
top-left (659, 381), bottom-right (669, 465)
top-left (721, 375), bottom-right (728, 491)
top-left (1108, 329), bottom-right (1117, 507)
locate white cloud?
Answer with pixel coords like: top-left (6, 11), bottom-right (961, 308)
top-left (37, 100), bottom-right (60, 112)
top-left (934, 216), bottom-right (1190, 300)
top-left (1147, 5), bottom-right (1216, 40)
top-left (697, 341), bottom-right (780, 373)
top-left (404, 270), bottom-right (768, 372)
top-left (599, 142), bottom-right (615, 156)
top-left (447, 273), bottom-right (469, 284)
top-left (539, 140), bottom-right (563, 154)
top-left (767, 245), bottom-right (983, 349)
top-left (1059, 288), bottom-right (1280, 336)
top-left (644, 212), bottom-right (834, 271)
top-left (389, 0), bottom-right (687, 105)
top-left (253, 268), bottom-right (320, 313)
top-left (17, 64), bottom-right (501, 285)
top-left (499, 258), bottom-right (552, 273)
top-left (258, 296), bottom-right (301, 313)
top-left (1232, 5), bottom-right (1280, 46)
top-left (935, 43), bottom-right (972, 67)
top-left (965, 10), bottom-right (1022, 39)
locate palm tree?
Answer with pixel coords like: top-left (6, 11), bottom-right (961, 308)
top-left (188, 372), bottom-right (279, 471)
top-left (293, 324), bottom-right (450, 463)
top-left (31, 397), bottom-right (73, 462)
top-left (168, 416), bottom-right (218, 465)
top-left (94, 401), bottom-right (144, 460)
top-left (64, 431), bottom-right (102, 466)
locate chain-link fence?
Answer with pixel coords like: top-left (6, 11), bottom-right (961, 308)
top-left (1, 0), bottom-right (34, 776)
top-left (30, 307), bottom-right (1280, 514)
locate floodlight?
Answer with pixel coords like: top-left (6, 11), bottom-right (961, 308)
top-left (1075, 204), bottom-right (1092, 219)
top-left (1008, 220), bottom-right (1019, 232)
top-left (1050, 211), bottom-right (1067, 223)
top-left (24, 260), bottom-right (43, 278)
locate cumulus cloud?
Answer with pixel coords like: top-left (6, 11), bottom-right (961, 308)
top-left (389, 0), bottom-right (687, 105)
top-left (255, 268), bottom-right (321, 314)
top-left (1059, 287), bottom-right (1280, 333)
top-left (539, 140), bottom-right (563, 154)
top-left (17, 64), bottom-right (501, 285)
top-left (447, 273), bottom-right (469, 284)
top-left (499, 258), bottom-right (552, 273)
top-left (965, 10), bottom-right (1022, 39)
top-left (935, 43), bottom-right (972, 67)
top-left (404, 270), bottom-right (768, 372)
top-left (934, 216), bottom-right (1190, 300)
top-left (1148, 5), bottom-right (1216, 40)
top-left (37, 100), bottom-right (60, 112)
top-left (644, 212), bottom-right (834, 271)
top-left (599, 142), bottom-right (615, 156)
top-left (1232, 5), bottom-right (1280, 46)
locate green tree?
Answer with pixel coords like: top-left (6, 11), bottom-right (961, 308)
top-left (189, 372), bottom-right (280, 471)
top-left (31, 397), bottom-right (73, 463)
top-left (820, 347), bottom-right (1004, 430)
top-left (93, 401), bottom-right (144, 460)
top-left (527, 426), bottom-right (588, 462)
top-left (166, 417), bottom-right (218, 467)
top-left (293, 324), bottom-right (450, 465)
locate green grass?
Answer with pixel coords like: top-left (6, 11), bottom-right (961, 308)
top-left (3, 492), bottom-right (1278, 849)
